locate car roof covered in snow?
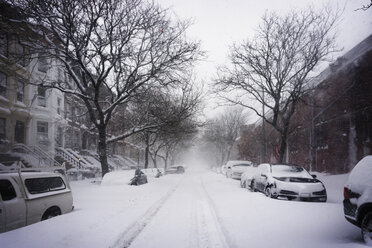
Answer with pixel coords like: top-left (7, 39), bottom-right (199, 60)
top-left (347, 155), bottom-right (372, 192)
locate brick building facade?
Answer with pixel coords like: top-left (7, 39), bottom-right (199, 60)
top-left (238, 35), bottom-right (372, 173)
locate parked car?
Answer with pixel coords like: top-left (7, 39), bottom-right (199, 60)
top-left (343, 156), bottom-right (372, 245)
top-left (0, 170), bottom-right (74, 233)
top-left (225, 160), bottom-right (253, 180)
top-left (165, 166), bottom-right (185, 174)
top-left (240, 166), bottom-right (258, 188)
top-left (251, 163), bottom-right (327, 202)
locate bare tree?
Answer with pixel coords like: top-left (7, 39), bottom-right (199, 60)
top-left (10, 0), bottom-right (202, 176)
top-left (202, 107), bottom-right (247, 166)
top-left (128, 81), bottom-right (202, 168)
top-left (215, 7), bottom-right (340, 163)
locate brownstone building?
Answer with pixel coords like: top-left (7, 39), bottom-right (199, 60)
top-left (238, 34), bottom-right (372, 174)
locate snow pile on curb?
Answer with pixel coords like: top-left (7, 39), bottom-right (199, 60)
top-left (102, 168), bottom-right (165, 186)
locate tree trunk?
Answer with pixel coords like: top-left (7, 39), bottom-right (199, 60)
top-left (278, 128), bottom-right (289, 163)
top-left (145, 139), bottom-right (150, 169)
top-left (98, 126), bottom-right (109, 177)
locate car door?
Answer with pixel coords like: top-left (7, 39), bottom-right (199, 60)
top-left (257, 164), bottom-right (269, 191)
top-left (0, 178), bottom-right (27, 232)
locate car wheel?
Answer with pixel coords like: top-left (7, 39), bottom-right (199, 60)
top-left (42, 207), bottom-right (61, 221)
top-left (245, 181), bottom-right (250, 189)
top-left (361, 212), bottom-right (372, 245)
top-left (250, 180), bottom-right (256, 192)
top-left (265, 187), bottom-right (272, 198)
top-left (240, 180), bottom-right (245, 188)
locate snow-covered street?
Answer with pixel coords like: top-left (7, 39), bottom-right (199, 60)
top-left (0, 167), bottom-right (367, 248)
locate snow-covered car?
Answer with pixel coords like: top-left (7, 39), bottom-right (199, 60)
top-left (0, 171), bottom-right (74, 233)
top-left (240, 166), bottom-right (258, 188)
top-left (251, 163), bottom-right (327, 202)
top-left (165, 166), bottom-right (185, 174)
top-left (343, 156), bottom-right (372, 245)
top-left (225, 160), bottom-right (253, 179)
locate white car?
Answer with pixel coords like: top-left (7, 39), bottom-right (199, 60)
top-left (0, 171), bottom-right (74, 233)
top-left (225, 160), bottom-right (253, 179)
top-left (343, 156), bottom-right (372, 245)
top-left (251, 163), bottom-right (327, 202)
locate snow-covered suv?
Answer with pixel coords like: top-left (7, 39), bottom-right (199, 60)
top-left (343, 156), bottom-right (372, 245)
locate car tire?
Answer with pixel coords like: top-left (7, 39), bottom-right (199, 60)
top-left (250, 180), bottom-right (256, 192)
top-left (240, 180), bottom-right (245, 188)
top-left (42, 207), bottom-right (61, 221)
top-left (361, 212), bottom-right (372, 246)
top-left (265, 187), bottom-right (272, 198)
top-left (245, 181), bottom-right (250, 189)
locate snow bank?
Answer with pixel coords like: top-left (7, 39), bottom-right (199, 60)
top-left (102, 168), bottom-right (166, 186)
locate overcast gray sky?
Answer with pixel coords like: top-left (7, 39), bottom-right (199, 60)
top-left (156, 0), bottom-right (372, 118)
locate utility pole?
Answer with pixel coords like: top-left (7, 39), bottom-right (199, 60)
top-left (261, 88), bottom-right (266, 163)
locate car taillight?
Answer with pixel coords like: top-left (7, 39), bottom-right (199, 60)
top-left (344, 187), bottom-right (349, 199)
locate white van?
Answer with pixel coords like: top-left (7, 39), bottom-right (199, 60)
top-left (0, 170), bottom-right (74, 233)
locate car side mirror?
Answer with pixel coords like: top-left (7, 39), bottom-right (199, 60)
top-left (311, 174), bottom-right (317, 179)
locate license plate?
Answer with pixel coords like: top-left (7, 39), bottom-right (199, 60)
top-left (301, 193), bottom-right (310, 197)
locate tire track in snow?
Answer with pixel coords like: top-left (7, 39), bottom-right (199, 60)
top-left (109, 179), bottom-right (182, 248)
top-left (198, 176), bottom-right (237, 248)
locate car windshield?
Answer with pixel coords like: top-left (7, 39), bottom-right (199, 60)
top-left (233, 163), bottom-right (252, 167)
top-left (271, 165), bottom-right (311, 178)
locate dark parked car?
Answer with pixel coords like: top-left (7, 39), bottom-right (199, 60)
top-left (165, 166), bottom-right (185, 174)
top-left (343, 156), bottom-right (372, 245)
top-left (251, 163), bottom-right (327, 202)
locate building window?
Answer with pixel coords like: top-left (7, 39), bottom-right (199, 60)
top-left (315, 122), bottom-right (328, 149)
top-left (37, 86), bottom-right (47, 107)
top-left (0, 117), bottom-right (5, 140)
top-left (38, 52), bottom-right (48, 73)
top-left (17, 78), bottom-right (25, 102)
top-left (15, 42), bottom-right (26, 67)
top-left (37, 121), bottom-right (49, 144)
top-left (57, 97), bottom-right (61, 115)
top-left (0, 30), bottom-right (7, 57)
top-left (0, 72), bottom-right (6, 98)
top-left (65, 102), bottom-right (71, 119)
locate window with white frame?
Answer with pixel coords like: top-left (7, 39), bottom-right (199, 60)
top-left (37, 86), bottom-right (47, 107)
top-left (38, 52), bottom-right (48, 73)
top-left (37, 121), bottom-right (48, 143)
top-left (15, 42), bottom-right (26, 67)
top-left (17, 78), bottom-right (25, 102)
top-left (65, 102), bottom-right (71, 118)
top-left (0, 29), bottom-right (7, 57)
top-left (0, 72), bottom-right (6, 98)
